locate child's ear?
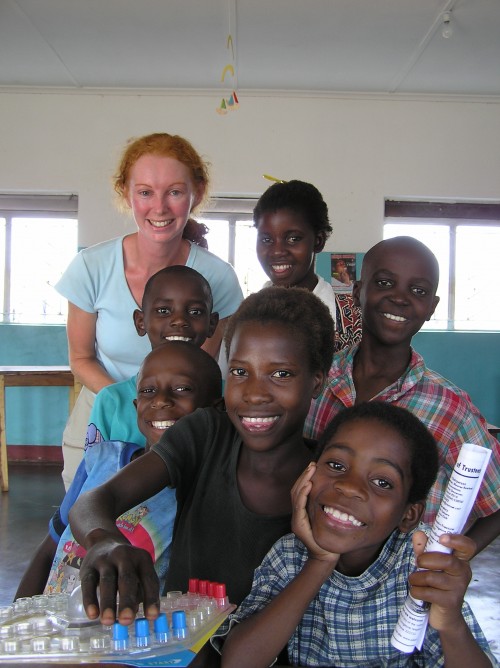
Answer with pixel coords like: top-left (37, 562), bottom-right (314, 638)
top-left (398, 501), bottom-right (425, 533)
top-left (314, 231), bottom-right (327, 254)
top-left (133, 309), bottom-right (147, 337)
top-left (426, 295), bottom-right (440, 321)
top-left (312, 370), bottom-right (326, 399)
top-left (207, 311), bottom-right (220, 338)
top-left (352, 280), bottom-right (362, 307)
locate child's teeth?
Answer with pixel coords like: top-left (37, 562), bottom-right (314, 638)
top-left (151, 420), bottom-right (175, 429)
top-left (383, 313), bottom-right (406, 322)
top-left (324, 506), bottom-right (363, 526)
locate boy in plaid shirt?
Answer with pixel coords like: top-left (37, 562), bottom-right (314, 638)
top-left (304, 236), bottom-right (500, 555)
top-left (217, 403), bottom-right (497, 668)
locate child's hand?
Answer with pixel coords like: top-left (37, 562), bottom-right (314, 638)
top-left (409, 531), bottom-right (474, 632)
top-left (79, 538), bottom-right (160, 626)
top-left (291, 463), bottom-right (339, 567)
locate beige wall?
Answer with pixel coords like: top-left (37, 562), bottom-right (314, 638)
top-left (1, 88), bottom-right (499, 251)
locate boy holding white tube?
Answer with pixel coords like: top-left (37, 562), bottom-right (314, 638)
top-left (217, 402), bottom-right (497, 668)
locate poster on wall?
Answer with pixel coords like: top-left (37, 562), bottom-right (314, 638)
top-left (331, 253), bottom-right (356, 294)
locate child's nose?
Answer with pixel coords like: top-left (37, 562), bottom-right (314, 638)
top-left (334, 473), bottom-right (368, 500)
top-left (243, 377), bottom-right (272, 404)
top-left (170, 312), bottom-right (189, 327)
top-left (152, 393), bottom-right (174, 408)
top-left (388, 285), bottom-right (410, 304)
top-left (270, 239), bottom-right (287, 255)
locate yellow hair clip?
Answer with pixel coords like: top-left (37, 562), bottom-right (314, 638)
top-left (263, 174), bottom-right (287, 184)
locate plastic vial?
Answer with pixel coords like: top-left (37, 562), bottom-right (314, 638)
top-left (31, 595), bottom-right (49, 611)
top-left (13, 598), bottom-right (31, 614)
top-left (214, 583), bottom-right (229, 608)
top-left (2, 639), bottom-right (21, 654)
top-left (134, 618), bottom-right (151, 647)
top-left (112, 621), bottom-right (129, 651)
top-left (0, 606), bottom-right (13, 622)
top-left (198, 580), bottom-right (210, 597)
top-left (154, 612), bottom-right (170, 643)
top-left (31, 636), bottom-right (51, 652)
top-left (60, 636), bottom-right (80, 652)
top-left (90, 635), bottom-right (111, 651)
top-left (171, 610), bottom-right (188, 639)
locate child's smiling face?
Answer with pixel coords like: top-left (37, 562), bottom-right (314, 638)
top-left (134, 343), bottom-right (215, 447)
top-left (136, 271), bottom-right (217, 349)
top-left (225, 320), bottom-right (324, 453)
top-left (354, 238), bottom-right (440, 348)
top-left (255, 209), bottom-right (326, 291)
top-left (308, 417), bottom-right (421, 576)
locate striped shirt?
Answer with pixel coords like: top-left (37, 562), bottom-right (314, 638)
top-left (304, 345), bottom-right (500, 523)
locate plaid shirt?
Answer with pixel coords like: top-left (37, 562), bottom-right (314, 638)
top-left (304, 345), bottom-right (500, 523)
top-left (214, 529), bottom-right (497, 667)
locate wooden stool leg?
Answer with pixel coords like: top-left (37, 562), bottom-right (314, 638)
top-left (0, 374), bottom-right (8, 492)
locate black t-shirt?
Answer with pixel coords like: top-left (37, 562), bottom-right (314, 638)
top-left (152, 407), bottom-right (315, 605)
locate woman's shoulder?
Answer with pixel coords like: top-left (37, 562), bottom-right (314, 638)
top-left (78, 236), bottom-right (125, 262)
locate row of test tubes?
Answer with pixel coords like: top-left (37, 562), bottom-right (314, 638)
top-left (112, 579), bottom-right (230, 652)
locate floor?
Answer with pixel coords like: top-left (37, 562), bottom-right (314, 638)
top-left (0, 463), bottom-right (499, 663)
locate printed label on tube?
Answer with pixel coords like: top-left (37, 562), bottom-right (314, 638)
top-left (391, 442), bottom-right (492, 653)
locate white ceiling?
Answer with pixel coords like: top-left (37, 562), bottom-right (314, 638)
top-left (1, 0), bottom-right (500, 96)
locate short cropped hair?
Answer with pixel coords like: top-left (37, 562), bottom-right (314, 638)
top-left (253, 180), bottom-right (333, 239)
top-left (141, 265), bottom-right (213, 312)
top-left (316, 402), bottom-right (439, 503)
top-left (138, 341), bottom-right (222, 403)
top-left (224, 286), bottom-right (334, 375)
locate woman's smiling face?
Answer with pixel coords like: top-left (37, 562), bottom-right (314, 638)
top-left (126, 154), bottom-right (200, 245)
top-left (308, 417), bottom-right (417, 575)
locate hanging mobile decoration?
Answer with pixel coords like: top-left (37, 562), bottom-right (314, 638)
top-left (217, 2), bottom-right (239, 115)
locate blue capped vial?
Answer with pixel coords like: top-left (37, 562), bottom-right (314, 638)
top-left (172, 610), bottom-right (188, 639)
top-left (154, 612), bottom-right (170, 643)
top-left (135, 617), bottom-right (151, 647)
top-left (112, 621), bottom-right (129, 650)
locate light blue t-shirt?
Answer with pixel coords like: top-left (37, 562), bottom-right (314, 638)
top-left (86, 375), bottom-right (144, 449)
top-left (55, 235), bottom-right (243, 382)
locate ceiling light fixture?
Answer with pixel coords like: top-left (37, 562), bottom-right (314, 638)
top-left (441, 11), bottom-right (453, 39)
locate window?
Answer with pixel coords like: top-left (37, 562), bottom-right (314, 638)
top-left (200, 197), bottom-right (267, 297)
top-left (0, 194), bottom-right (78, 324)
top-left (384, 201), bottom-right (500, 331)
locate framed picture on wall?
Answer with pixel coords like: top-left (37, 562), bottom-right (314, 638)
top-left (331, 253), bottom-right (356, 294)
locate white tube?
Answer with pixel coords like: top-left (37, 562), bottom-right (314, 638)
top-left (391, 442), bottom-right (492, 653)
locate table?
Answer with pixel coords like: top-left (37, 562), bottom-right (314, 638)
top-left (0, 366), bottom-right (81, 492)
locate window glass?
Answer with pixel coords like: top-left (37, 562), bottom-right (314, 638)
top-left (455, 225), bottom-right (500, 330)
top-left (6, 217), bottom-right (77, 323)
top-left (234, 220), bottom-right (268, 296)
top-left (204, 218), bottom-right (230, 262)
top-left (201, 211), bottom-right (267, 297)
